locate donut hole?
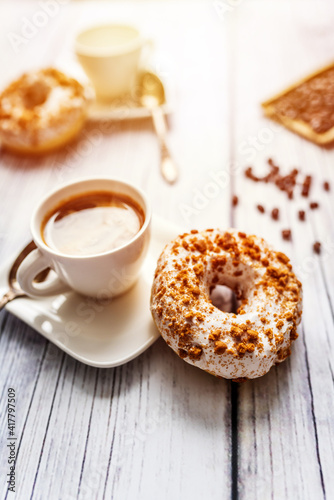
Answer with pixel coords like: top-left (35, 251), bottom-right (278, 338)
top-left (210, 285), bottom-right (240, 314)
top-left (21, 80), bottom-right (51, 109)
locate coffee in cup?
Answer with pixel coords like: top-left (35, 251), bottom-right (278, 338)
top-left (41, 191), bottom-right (145, 256)
top-left (17, 178), bottom-right (151, 298)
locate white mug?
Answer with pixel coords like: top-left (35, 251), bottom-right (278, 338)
top-left (75, 24), bottom-right (152, 101)
top-left (17, 178), bottom-right (151, 299)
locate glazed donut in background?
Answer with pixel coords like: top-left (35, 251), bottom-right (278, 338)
top-left (151, 229), bottom-right (302, 380)
top-left (0, 68), bottom-right (91, 154)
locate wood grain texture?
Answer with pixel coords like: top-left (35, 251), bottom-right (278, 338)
top-left (0, 3), bottom-right (232, 500)
top-left (0, 1), bottom-right (333, 499)
top-left (232, 2), bottom-right (334, 499)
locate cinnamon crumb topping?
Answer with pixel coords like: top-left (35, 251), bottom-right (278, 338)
top-left (214, 341), bottom-right (227, 354)
top-left (188, 346), bottom-right (203, 360)
top-left (151, 228), bottom-right (302, 379)
top-left (209, 329), bottom-right (221, 341)
top-left (276, 252), bottom-right (290, 265)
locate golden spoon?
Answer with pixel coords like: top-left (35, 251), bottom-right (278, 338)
top-left (0, 241), bottom-right (49, 310)
top-left (138, 72), bottom-right (178, 184)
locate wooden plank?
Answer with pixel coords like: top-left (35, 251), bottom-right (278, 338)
top-left (0, 12), bottom-right (80, 497)
top-left (0, 315), bottom-right (47, 497)
top-left (0, 2), bottom-right (233, 499)
top-left (9, 348), bottom-right (65, 500)
top-left (232, 2), bottom-right (334, 499)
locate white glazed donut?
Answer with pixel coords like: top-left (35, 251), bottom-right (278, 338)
top-left (0, 68), bottom-right (91, 154)
top-left (151, 229), bottom-right (302, 380)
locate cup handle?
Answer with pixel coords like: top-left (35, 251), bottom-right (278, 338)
top-left (17, 249), bottom-right (69, 297)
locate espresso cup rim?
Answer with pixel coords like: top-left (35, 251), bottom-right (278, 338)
top-left (31, 177), bottom-right (151, 260)
top-left (75, 23), bottom-right (145, 58)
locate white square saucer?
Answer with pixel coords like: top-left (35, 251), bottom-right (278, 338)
top-left (57, 55), bottom-right (172, 121)
top-left (0, 216), bottom-right (179, 368)
top-left (87, 70), bottom-right (172, 122)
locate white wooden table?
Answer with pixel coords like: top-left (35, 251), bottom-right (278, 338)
top-left (0, 1), bottom-right (334, 499)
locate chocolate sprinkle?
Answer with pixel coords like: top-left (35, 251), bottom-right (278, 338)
top-left (271, 208), bottom-right (279, 221)
top-left (298, 210), bottom-right (306, 221)
top-left (301, 175), bottom-right (312, 197)
top-left (245, 161), bottom-right (298, 199)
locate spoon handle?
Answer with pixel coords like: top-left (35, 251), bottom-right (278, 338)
top-left (151, 107), bottom-right (178, 184)
top-left (0, 290), bottom-right (18, 311)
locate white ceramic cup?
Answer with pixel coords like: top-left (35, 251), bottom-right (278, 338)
top-left (75, 24), bottom-right (152, 101)
top-left (17, 178), bottom-right (151, 299)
